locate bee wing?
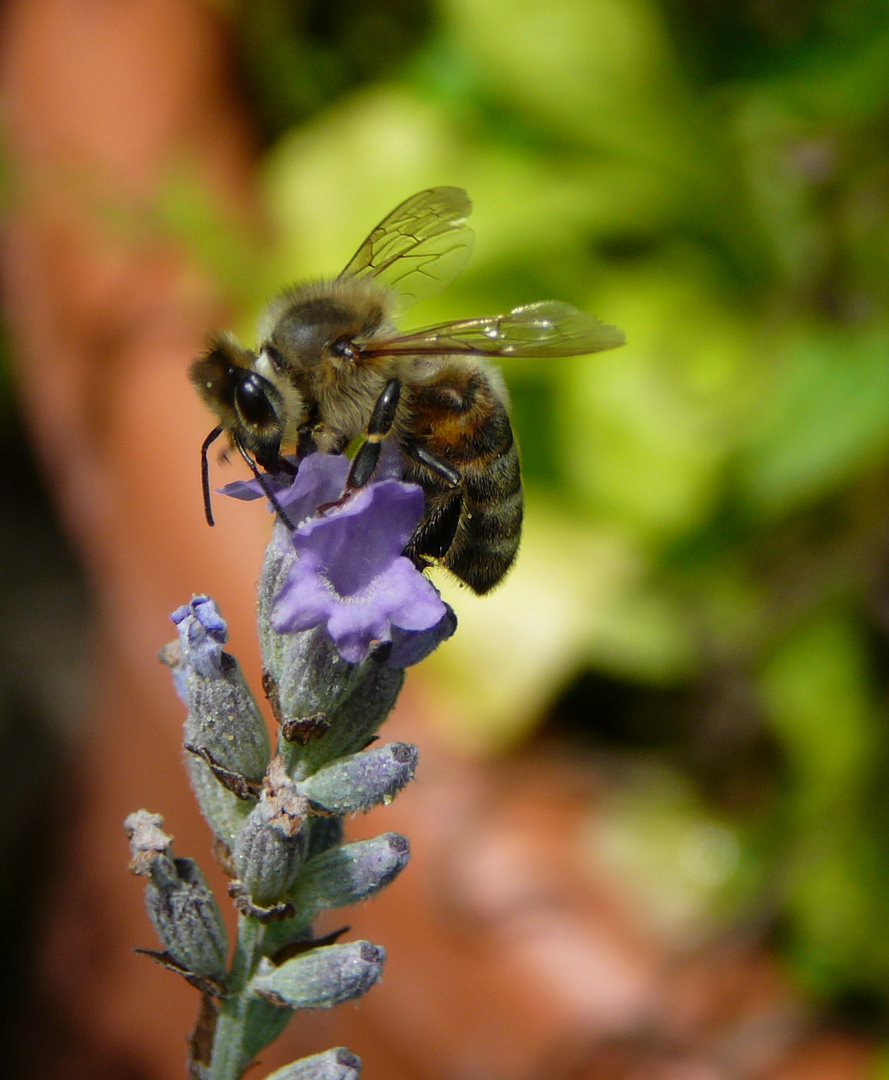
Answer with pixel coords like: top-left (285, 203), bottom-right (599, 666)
top-left (361, 301), bottom-right (626, 358)
top-left (339, 187), bottom-right (475, 308)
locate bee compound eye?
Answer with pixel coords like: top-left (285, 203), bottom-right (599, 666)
top-left (235, 374), bottom-right (278, 431)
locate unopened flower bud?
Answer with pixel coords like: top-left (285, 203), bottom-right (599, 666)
top-left (262, 1047), bottom-right (361, 1080)
top-left (289, 661), bottom-right (404, 780)
top-left (167, 597), bottom-right (271, 848)
top-left (250, 941), bottom-right (384, 1010)
top-left (259, 545), bottom-right (367, 721)
top-left (125, 812), bottom-right (228, 982)
top-left (234, 758), bottom-right (309, 906)
top-left (258, 529), bottom-right (408, 781)
top-left (298, 743), bottom-right (418, 814)
top-left (289, 834), bottom-right (410, 926)
top-left (171, 596), bottom-right (270, 778)
top-left (125, 810), bottom-right (174, 877)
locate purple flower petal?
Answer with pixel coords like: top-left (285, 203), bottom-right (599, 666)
top-left (271, 544), bottom-right (448, 664)
top-left (218, 478), bottom-right (267, 502)
top-left (226, 447), bottom-right (456, 666)
top-left (296, 482), bottom-right (425, 596)
top-left (387, 606), bottom-right (458, 667)
top-left (277, 454), bottom-right (349, 521)
top-left (270, 473), bottom-right (455, 664)
top-left (378, 559), bottom-right (450, 630)
top-left (220, 453), bottom-right (350, 524)
top-left (271, 556), bottom-right (339, 634)
top-left (326, 610), bottom-right (394, 665)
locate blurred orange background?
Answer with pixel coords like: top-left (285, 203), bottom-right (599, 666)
top-left (2, 2), bottom-right (889, 1079)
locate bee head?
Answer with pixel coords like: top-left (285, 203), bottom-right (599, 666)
top-left (190, 334), bottom-right (285, 466)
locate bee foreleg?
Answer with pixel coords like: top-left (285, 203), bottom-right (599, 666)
top-left (296, 422), bottom-right (318, 460)
top-left (233, 440), bottom-right (296, 531)
top-left (344, 378), bottom-right (402, 492)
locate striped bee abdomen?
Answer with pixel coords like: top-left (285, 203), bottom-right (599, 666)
top-left (404, 368), bottom-right (523, 594)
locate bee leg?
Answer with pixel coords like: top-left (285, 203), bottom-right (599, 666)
top-left (397, 444), bottom-right (464, 565)
top-left (233, 441), bottom-right (296, 530)
top-left (406, 490), bottom-right (463, 563)
top-left (296, 422), bottom-right (318, 460)
top-left (275, 457), bottom-right (298, 478)
top-left (407, 443), bottom-right (461, 487)
top-left (344, 378), bottom-right (402, 491)
top-left (315, 379), bottom-right (403, 516)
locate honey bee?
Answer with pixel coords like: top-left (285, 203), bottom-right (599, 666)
top-left (191, 187), bottom-right (624, 593)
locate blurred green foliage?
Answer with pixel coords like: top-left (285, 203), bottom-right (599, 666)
top-left (215, 0), bottom-right (889, 1022)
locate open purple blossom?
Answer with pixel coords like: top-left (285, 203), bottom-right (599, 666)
top-left (221, 453), bottom-right (348, 527)
top-left (273, 478), bottom-right (455, 665)
top-left (220, 441), bottom-right (403, 519)
top-left (223, 447), bottom-right (456, 666)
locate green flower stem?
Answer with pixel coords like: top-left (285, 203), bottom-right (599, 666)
top-left (209, 914), bottom-right (264, 1080)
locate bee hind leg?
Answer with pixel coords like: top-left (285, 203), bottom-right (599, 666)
top-left (405, 489), bottom-right (463, 565)
top-left (399, 441), bottom-right (463, 567)
top-left (407, 443), bottom-right (460, 487)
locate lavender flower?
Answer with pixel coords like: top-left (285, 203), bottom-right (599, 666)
top-left (222, 453), bottom-right (349, 525)
top-left (224, 448), bottom-right (456, 666)
top-left (130, 444), bottom-right (457, 1078)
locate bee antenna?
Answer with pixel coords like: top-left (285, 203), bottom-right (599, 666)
top-left (233, 441), bottom-right (296, 531)
top-left (200, 425), bottom-right (224, 527)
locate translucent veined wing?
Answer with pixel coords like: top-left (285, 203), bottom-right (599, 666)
top-left (339, 187), bottom-right (475, 308)
top-left (359, 301), bottom-right (626, 358)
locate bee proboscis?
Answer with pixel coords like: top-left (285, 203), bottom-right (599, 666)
top-left (191, 187), bottom-right (625, 593)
